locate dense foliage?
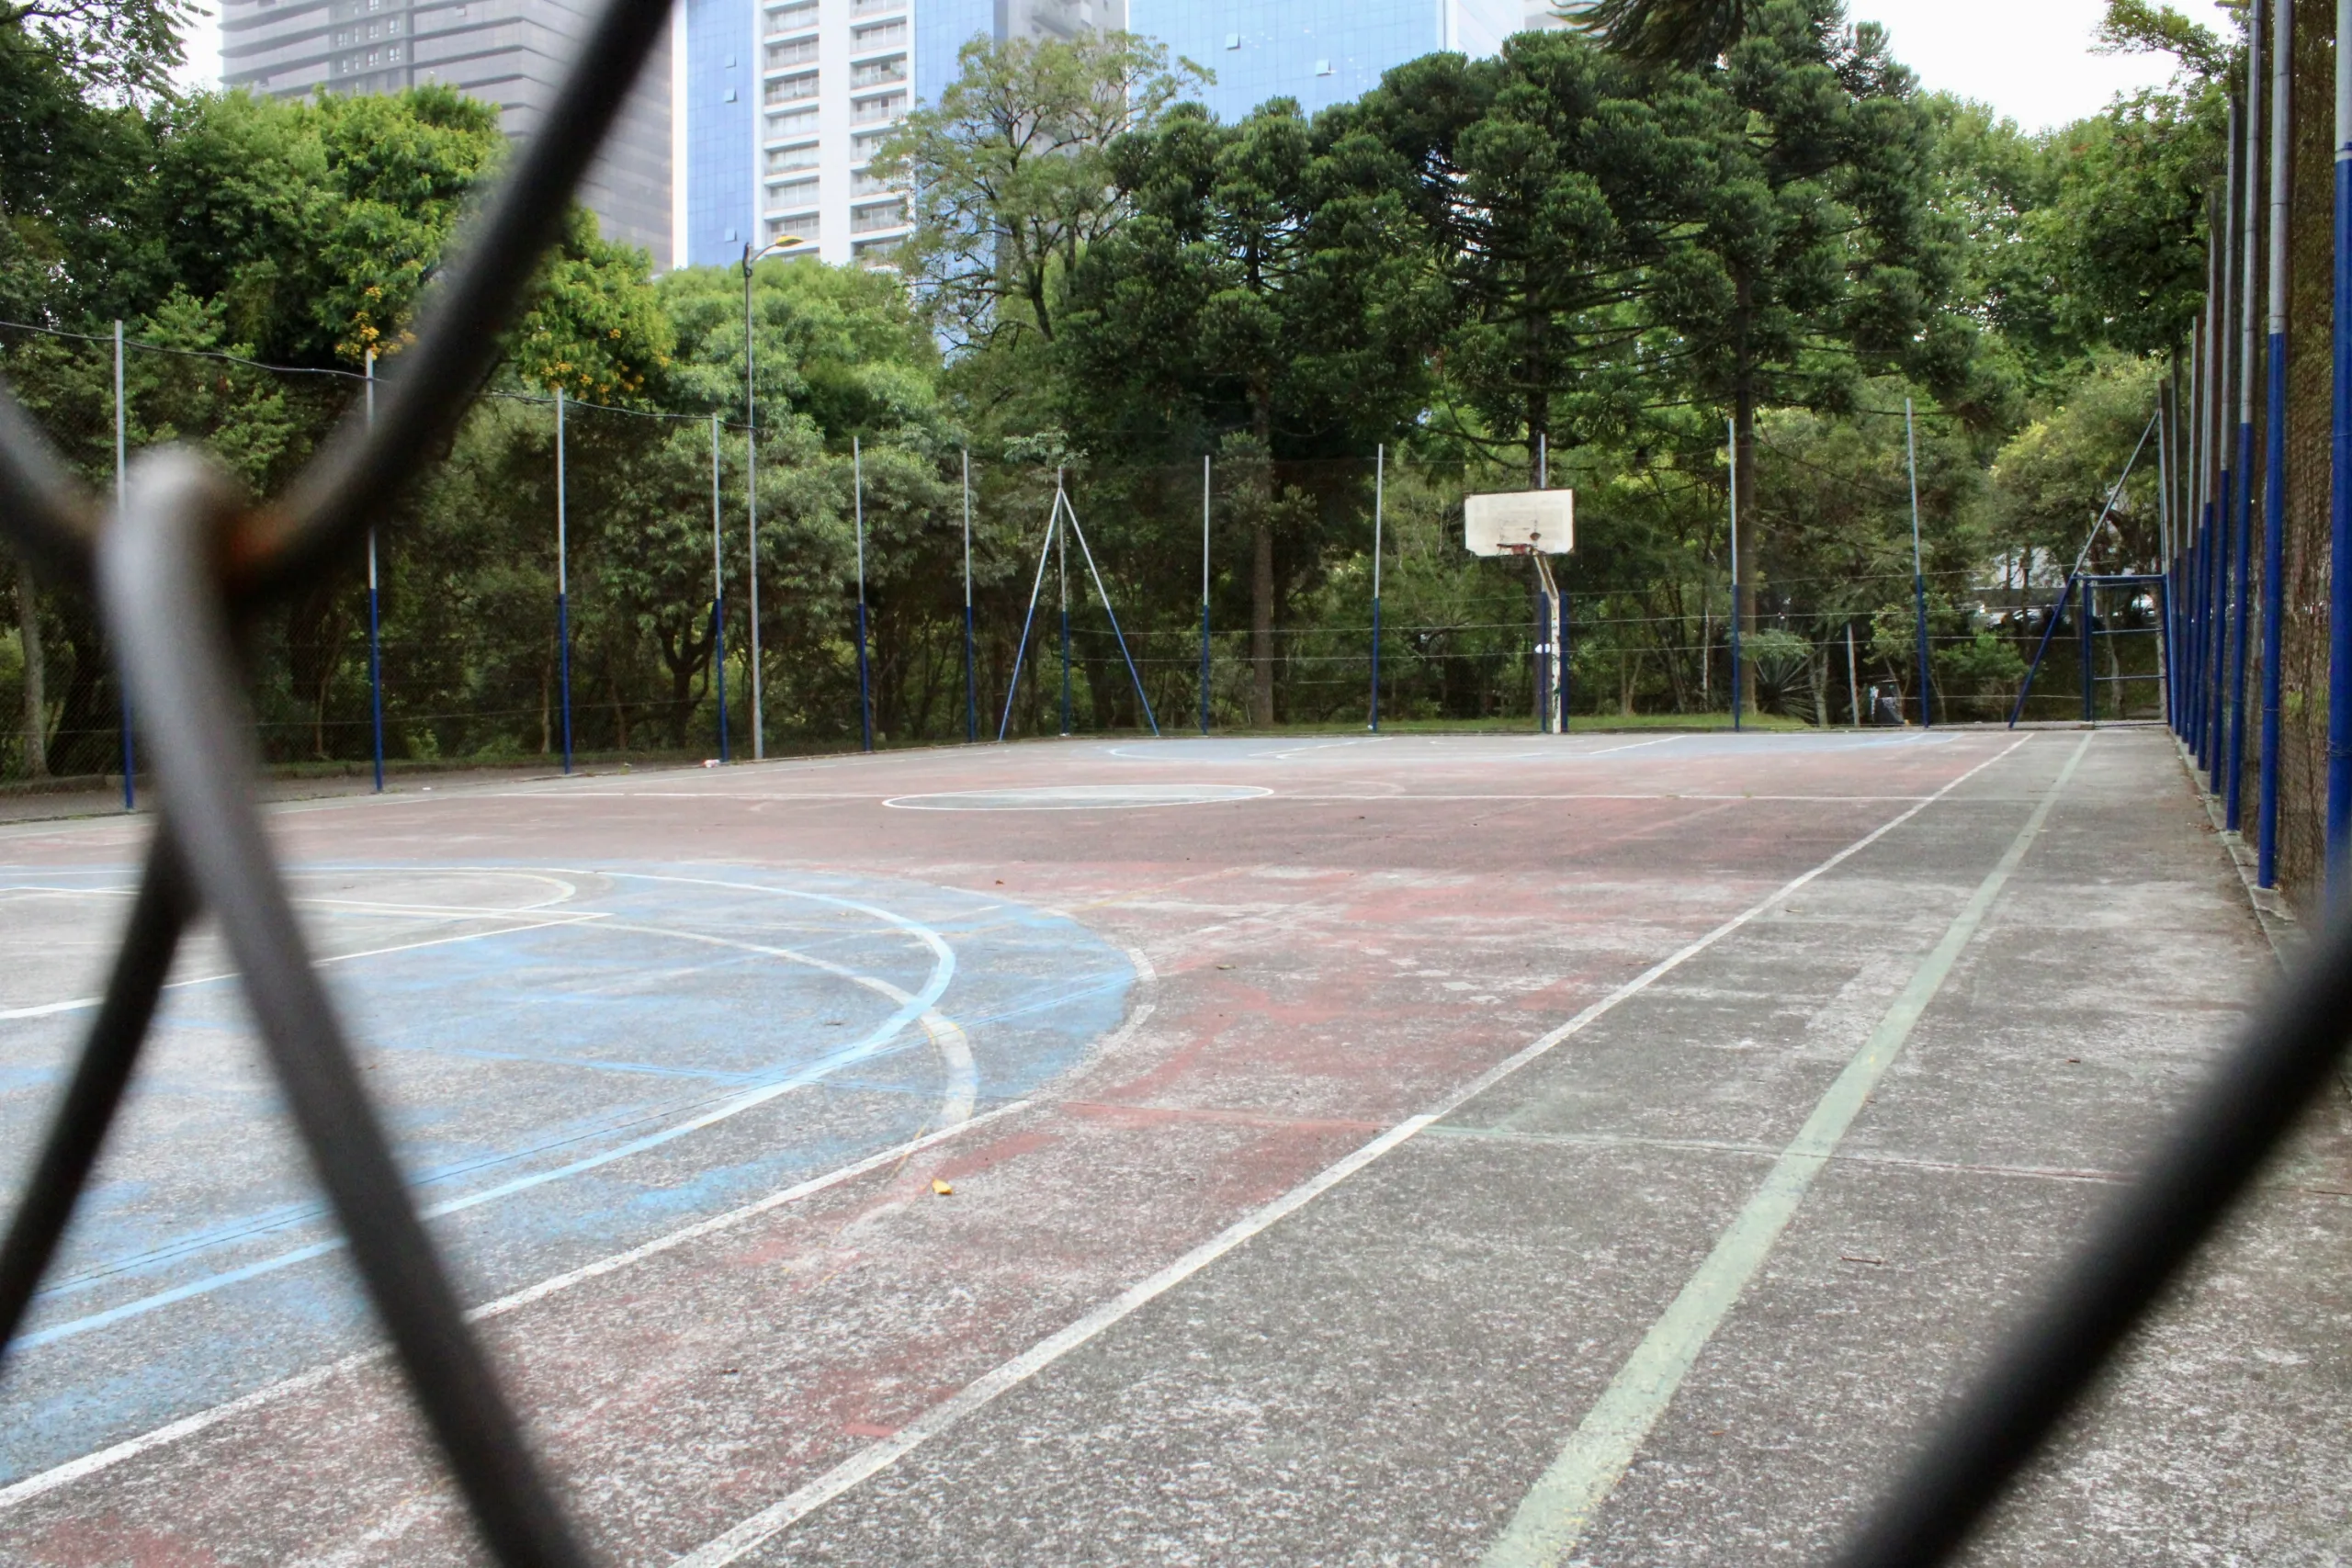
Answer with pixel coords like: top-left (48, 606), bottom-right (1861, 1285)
top-left (0, 0), bottom-right (2231, 778)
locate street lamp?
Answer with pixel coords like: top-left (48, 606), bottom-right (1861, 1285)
top-left (741, 236), bottom-right (802, 761)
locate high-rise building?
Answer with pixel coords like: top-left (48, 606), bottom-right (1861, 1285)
top-left (220, 0), bottom-right (674, 269)
top-left (1126, 0), bottom-right (1518, 121)
top-left (681, 0), bottom-right (1125, 271)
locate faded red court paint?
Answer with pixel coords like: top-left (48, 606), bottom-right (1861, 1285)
top-left (0, 731), bottom-right (2023, 1565)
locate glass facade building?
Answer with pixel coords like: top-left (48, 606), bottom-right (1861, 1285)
top-left (1131, 0), bottom-right (1518, 121)
top-left (220, 0), bottom-right (674, 268)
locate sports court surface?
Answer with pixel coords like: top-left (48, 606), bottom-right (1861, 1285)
top-left (2, 728), bottom-right (2346, 1565)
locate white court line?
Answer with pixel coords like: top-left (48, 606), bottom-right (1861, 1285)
top-left (12, 887), bottom-right (958, 1348)
top-left (0, 1103), bottom-right (1032, 1515)
top-left (0, 912), bottom-right (611, 1024)
top-left (669, 734), bottom-right (2036, 1565)
top-left (1478, 731), bottom-right (2093, 1567)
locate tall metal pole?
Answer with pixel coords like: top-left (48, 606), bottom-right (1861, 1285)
top-left (962, 447), bottom-right (977, 743)
top-left (1907, 398), bottom-right (1932, 728)
top-left (854, 434), bottom-right (872, 752)
top-left (710, 413), bottom-right (729, 764)
top-left (2210, 96), bottom-right (2243, 794)
top-left (1199, 455), bottom-right (1212, 735)
top-left (1056, 469), bottom-right (1071, 737)
top-left (2158, 378), bottom-right (2177, 733)
top-left (366, 351), bottom-right (384, 791)
top-left (744, 252), bottom-right (764, 761)
top-left (2199, 215), bottom-right (2222, 762)
top-left (2256, 0), bottom-right (2291, 886)
top-left (1846, 622), bottom-right (1861, 727)
top-left (555, 385), bottom-right (572, 776)
top-left (114, 320), bottom-right (133, 811)
top-left (1727, 417), bottom-right (1742, 733)
top-left (1370, 444), bottom-right (1384, 733)
top-left (2332, 0), bottom-right (2352, 905)
top-left (2227, 8), bottom-right (2265, 828)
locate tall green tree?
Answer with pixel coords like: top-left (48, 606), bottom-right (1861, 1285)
top-left (1640, 0), bottom-right (1959, 705)
top-left (874, 31), bottom-right (1203, 355)
top-left (1059, 99), bottom-right (1439, 723)
top-left (1340, 30), bottom-right (1713, 483)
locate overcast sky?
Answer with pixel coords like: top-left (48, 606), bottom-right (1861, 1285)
top-left (171, 0), bottom-right (2237, 131)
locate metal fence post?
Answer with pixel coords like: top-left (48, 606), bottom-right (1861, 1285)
top-left (367, 351), bottom-right (384, 791)
top-left (1370, 444), bottom-right (1383, 733)
top-left (710, 412), bottom-right (728, 764)
top-left (2332, 0), bottom-right (2352, 906)
top-left (555, 386), bottom-right (571, 776)
top-left (962, 447), bottom-right (976, 743)
top-left (854, 434), bottom-right (871, 752)
top-left (2256, 0), bottom-right (2291, 886)
top-left (114, 320), bottom-right (133, 810)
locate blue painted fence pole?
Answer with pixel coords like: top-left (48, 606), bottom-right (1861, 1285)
top-left (2227, 9), bottom-right (2265, 829)
top-left (711, 413), bottom-right (729, 764)
top-left (2210, 96), bottom-right (2244, 793)
top-left (963, 448), bottom-right (977, 744)
top-left (113, 320), bottom-right (133, 811)
top-left (2256, 0), bottom-right (2291, 887)
top-left (1370, 444), bottom-right (1384, 733)
top-left (1200, 455), bottom-right (1213, 734)
top-left (1728, 417), bottom-right (1743, 733)
top-left (2331, 0), bottom-right (2352, 905)
top-left (555, 384), bottom-right (572, 775)
top-left (854, 434), bottom-right (871, 753)
top-left (1908, 398), bottom-right (1933, 728)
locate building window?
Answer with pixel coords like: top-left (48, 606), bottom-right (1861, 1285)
top-left (764, 71), bottom-right (820, 106)
top-left (768, 214), bottom-right (819, 244)
top-left (1224, 31), bottom-right (1238, 48)
top-left (724, 87), bottom-right (738, 101)
top-left (765, 141), bottom-right (819, 174)
top-left (766, 106), bottom-right (819, 141)
top-left (850, 90), bottom-right (906, 124)
top-left (764, 36), bottom-right (816, 69)
top-left (764, 0), bottom-right (817, 32)
top-left (849, 0), bottom-right (903, 16)
top-left (852, 236), bottom-right (900, 264)
top-left (764, 176), bottom-right (820, 211)
top-left (851, 17), bottom-right (905, 49)
top-left (849, 54), bottom-right (905, 88)
top-left (851, 198), bottom-right (906, 233)
top-left (1315, 58), bottom-right (1330, 75)
top-left (851, 167), bottom-right (897, 197)
top-left (851, 127), bottom-right (895, 159)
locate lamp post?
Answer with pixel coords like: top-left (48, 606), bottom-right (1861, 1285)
top-left (741, 238), bottom-right (798, 761)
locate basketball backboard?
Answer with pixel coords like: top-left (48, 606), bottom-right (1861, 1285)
top-left (1464, 490), bottom-right (1575, 557)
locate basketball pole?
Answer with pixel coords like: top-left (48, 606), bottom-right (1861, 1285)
top-left (1200, 454), bottom-right (1213, 736)
top-left (2256, 0), bottom-right (2290, 888)
top-left (1369, 444), bottom-right (1383, 733)
top-left (1907, 397), bottom-right (1931, 728)
top-left (710, 413), bottom-right (729, 764)
top-left (367, 349), bottom-right (386, 790)
top-left (1540, 432), bottom-right (1566, 734)
top-left (1727, 417), bottom-right (1742, 734)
